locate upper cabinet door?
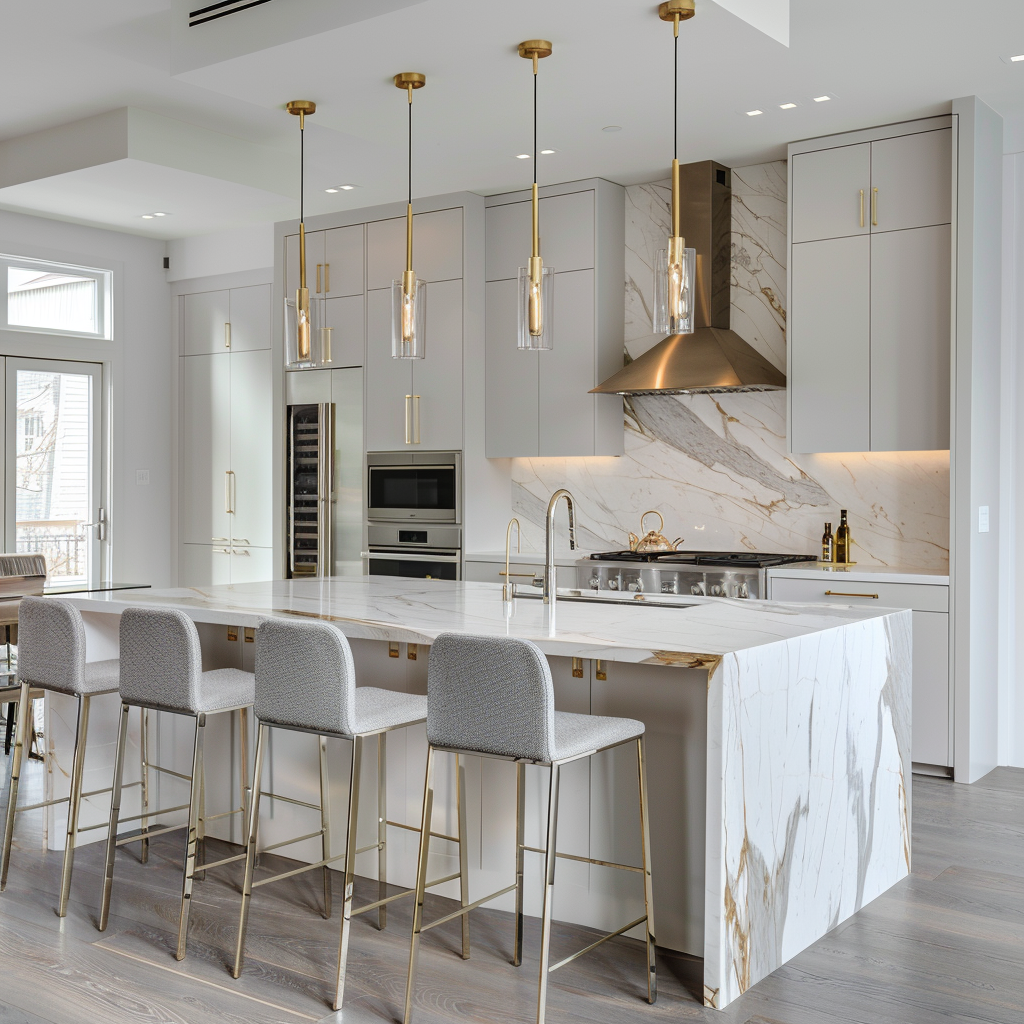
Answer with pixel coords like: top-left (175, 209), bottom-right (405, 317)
top-left (364, 288), bottom-right (413, 451)
top-left (366, 208), bottom-right (463, 290)
top-left (870, 129), bottom-right (953, 233)
top-left (229, 349), bottom-right (274, 549)
top-left (324, 224), bottom-right (365, 297)
top-left (789, 236), bottom-right (871, 453)
top-left (180, 353), bottom-right (232, 544)
top-left (324, 295), bottom-right (365, 368)
top-left (285, 230), bottom-right (327, 297)
top-left (182, 290), bottom-right (230, 355)
top-left (870, 224), bottom-right (951, 452)
top-left (412, 279), bottom-right (464, 451)
top-left (791, 143), bottom-right (871, 243)
top-left (228, 284), bottom-right (271, 352)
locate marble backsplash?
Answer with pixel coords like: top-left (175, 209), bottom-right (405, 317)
top-left (511, 162), bottom-right (951, 569)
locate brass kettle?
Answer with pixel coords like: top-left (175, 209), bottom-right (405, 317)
top-left (628, 510), bottom-right (683, 553)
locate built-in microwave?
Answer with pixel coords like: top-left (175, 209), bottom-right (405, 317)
top-left (366, 452), bottom-right (461, 524)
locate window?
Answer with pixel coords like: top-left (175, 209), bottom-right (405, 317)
top-left (1, 255), bottom-right (111, 339)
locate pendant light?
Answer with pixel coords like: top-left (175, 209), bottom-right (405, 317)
top-left (392, 72), bottom-right (427, 359)
top-left (653, 1), bottom-right (696, 336)
top-left (517, 40), bottom-right (554, 351)
top-left (285, 99), bottom-right (331, 368)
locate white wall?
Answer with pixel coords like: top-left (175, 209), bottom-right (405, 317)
top-left (165, 222), bottom-right (274, 282)
top-left (0, 209), bottom-right (172, 588)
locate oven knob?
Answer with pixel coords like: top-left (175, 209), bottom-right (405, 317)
top-left (690, 583), bottom-right (705, 596)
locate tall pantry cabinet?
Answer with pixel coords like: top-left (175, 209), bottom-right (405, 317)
top-left (178, 282), bottom-right (274, 586)
top-left (788, 117), bottom-right (953, 454)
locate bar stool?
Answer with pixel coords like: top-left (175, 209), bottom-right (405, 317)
top-left (1, 598), bottom-right (121, 916)
top-left (404, 633), bottom-right (657, 1024)
top-left (99, 607), bottom-right (255, 960)
top-left (233, 618), bottom-right (469, 1013)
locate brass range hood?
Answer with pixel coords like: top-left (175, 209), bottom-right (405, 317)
top-left (592, 160), bottom-right (786, 396)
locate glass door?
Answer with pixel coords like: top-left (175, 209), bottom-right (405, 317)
top-left (4, 358), bottom-right (104, 588)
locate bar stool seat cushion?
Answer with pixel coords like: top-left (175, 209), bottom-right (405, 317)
top-left (351, 688), bottom-right (427, 737)
top-left (187, 668), bottom-right (255, 714)
top-left (553, 711), bottom-right (644, 761)
top-left (67, 658), bottom-right (121, 697)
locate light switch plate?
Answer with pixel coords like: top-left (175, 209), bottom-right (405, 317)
top-left (978, 505), bottom-right (990, 533)
top-left (136, 469), bottom-right (150, 485)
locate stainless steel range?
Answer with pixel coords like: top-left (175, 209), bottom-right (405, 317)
top-left (576, 550), bottom-right (817, 600)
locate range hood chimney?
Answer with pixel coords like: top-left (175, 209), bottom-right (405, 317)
top-left (592, 160), bottom-right (786, 396)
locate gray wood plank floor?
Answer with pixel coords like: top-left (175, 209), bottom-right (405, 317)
top-left (0, 758), bottom-right (1021, 1024)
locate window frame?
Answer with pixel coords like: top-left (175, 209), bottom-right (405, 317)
top-left (0, 254), bottom-right (112, 341)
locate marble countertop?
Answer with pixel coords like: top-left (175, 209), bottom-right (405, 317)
top-left (466, 551), bottom-right (585, 567)
top-left (767, 562), bottom-right (949, 586)
top-left (68, 576), bottom-right (906, 669)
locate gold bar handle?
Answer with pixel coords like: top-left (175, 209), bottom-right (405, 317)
top-left (316, 263), bottom-right (322, 294)
top-left (324, 262), bottom-right (330, 294)
top-left (224, 322), bottom-right (231, 349)
top-left (871, 187), bottom-right (878, 227)
top-left (413, 395), bottom-right (421, 445)
top-left (224, 471), bottom-right (232, 514)
top-left (825, 590), bottom-right (879, 599)
top-left (859, 190), bottom-right (865, 229)
top-left (405, 395), bottom-right (412, 445)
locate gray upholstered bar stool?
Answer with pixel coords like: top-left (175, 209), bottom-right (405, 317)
top-left (233, 618), bottom-right (468, 1014)
top-left (1, 597), bottom-right (120, 916)
top-left (99, 607), bottom-right (255, 960)
top-left (404, 633), bottom-right (657, 1024)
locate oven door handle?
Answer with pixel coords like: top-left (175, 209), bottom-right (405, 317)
top-left (362, 551), bottom-right (461, 564)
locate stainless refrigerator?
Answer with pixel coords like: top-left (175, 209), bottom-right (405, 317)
top-left (285, 368), bottom-right (363, 578)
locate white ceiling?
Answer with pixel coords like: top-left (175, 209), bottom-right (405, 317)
top-left (0, 0), bottom-right (1022, 239)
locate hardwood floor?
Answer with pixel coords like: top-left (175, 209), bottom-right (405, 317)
top-left (0, 756), bottom-right (1021, 1024)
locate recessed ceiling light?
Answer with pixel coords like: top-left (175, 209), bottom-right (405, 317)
top-left (780, 102), bottom-right (797, 110)
top-left (516, 153), bottom-right (531, 159)
top-left (153, 212), bottom-right (168, 217)
top-left (339, 184), bottom-right (357, 190)
top-left (1012, 54), bottom-right (1024, 61)
top-left (541, 149), bottom-right (555, 155)
top-left (746, 109), bottom-right (763, 117)
top-left (324, 187), bottom-right (339, 193)
top-left (141, 215), bottom-right (154, 219)
top-left (813, 95), bottom-right (832, 102)
top-left (602, 125), bottom-right (622, 132)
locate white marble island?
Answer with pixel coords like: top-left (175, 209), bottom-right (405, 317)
top-left (58, 578), bottom-right (911, 1011)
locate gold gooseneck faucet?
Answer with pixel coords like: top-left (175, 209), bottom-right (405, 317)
top-left (544, 489), bottom-right (577, 608)
top-left (287, 100), bottom-right (316, 362)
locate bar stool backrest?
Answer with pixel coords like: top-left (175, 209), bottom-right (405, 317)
top-left (254, 618), bottom-right (357, 735)
top-left (119, 607), bottom-right (203, 712)
top-left (427, 633), bottom-right (556, 762)
top-left (18, 597), bottom-right (87, 694)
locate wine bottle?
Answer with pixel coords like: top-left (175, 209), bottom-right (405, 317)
top-left (821, 523), bottom-right (834, 563)
top-left (835, 510), bottom-right (851, 564)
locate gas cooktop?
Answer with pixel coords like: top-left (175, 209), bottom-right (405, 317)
top-left (585, 550), bottom-right (817, 569)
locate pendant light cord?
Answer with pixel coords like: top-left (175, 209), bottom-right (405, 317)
top-left (299, 117), bottom-right (305, 223)
top-left (533, 66), bottom-right (538, 186)
top-left (673, 29), bottom-right (678, 160)
top-left (408, 92), bottom-right (413, 207)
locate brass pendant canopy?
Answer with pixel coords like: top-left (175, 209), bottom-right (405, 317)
top-left (658, 0), bottom-right (695, 22)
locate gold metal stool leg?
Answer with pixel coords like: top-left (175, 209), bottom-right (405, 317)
top-left (232, 722), bottom-right (268, 979)
top-left (0, 682), bottom-right (31, 891)
top-left (176, 714), bottom-right (207, 960)
top-left (57, 694), bottom-right (91, 917)
top-left (139, 708), bottom-right (151, 864)
top-left (332, 735), bottom-right (363, 1011)
top-left (535, 764), bottom-right (561, 1024)
top-left (637, 737), bottom-right (657, 1004)
top-left (403, 745), bottom-right (435, 1024)
top-left (239, 708), bottom-right (250, 847)
top-left (456, 753), bottom-right (471, 959)
top-left (319, 734), bottom-right (332, 920)
top-left (99, 703), bottom-right (131, 931)
top-left (512, 761), bottom-right (527, 967)
top-left (376, 731), bottom-right (387, 929)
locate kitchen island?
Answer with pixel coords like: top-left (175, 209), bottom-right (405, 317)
top-left (54, 577), bottom-right (911, 1011)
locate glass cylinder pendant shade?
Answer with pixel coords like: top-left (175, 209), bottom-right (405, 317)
top-left (285, 294), bottom-right (332, 368)
top-left (391, 273), bottom-right (426, 359)
top-left (517, 263), bottom-right (555, 350)
top-left (654, 242), bottom-right (696, 335)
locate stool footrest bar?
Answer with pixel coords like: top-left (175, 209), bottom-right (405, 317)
top-left (260, 790), bottom-right (321, 811)
top-left (387, 819), bottom-right (458, 843)
top-left (114, 802), bottom-right (191, 826)
top-left (116, 822), bottom-right (186, 846)
top-left (262, 829), bottom-right (328, 854)
top-left (202, 807), bottom-right (243, 823)
top-left (148, 764), bottom-right (192, 782)
top-left (521, 846), bottom-right (644, 873)
top-left (251, 850), bottom-right (348, 888)
top-left (199, 852), bottom-right (247, 871)
top-left (421, 883), bottom-right (518, 933)
top-left (547, 915), bottom-right (649, 973)
top-left (352, 871), bottom-right (462, 917)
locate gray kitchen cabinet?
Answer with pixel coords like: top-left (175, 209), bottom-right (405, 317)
top-left (226, 284), bottom-right (272, 353)
top-left (789, 236), bottom-right (871, 453)
top-left (484, 178), bottom-right (624, 459)
top-left (789, 118), bottom-right (953, 455)
top-left (228, 348), bottom-right (273, 551)
top-left (323, 294), bottom-right (365, 367)
top-left (286, 224), bottom-right (365, 299)
top-left (182, 289), bottom-right (230, 355)
top-left (768, 572), bottom-right (951, 769)
top-left (364, 280), bottom-right (464, 452)
top-left (366, 207), bottom-right (463, 290)
top-left (791, 143), bottom-right (871, 243)
top-left (870, 224), bottom-right (952, 451)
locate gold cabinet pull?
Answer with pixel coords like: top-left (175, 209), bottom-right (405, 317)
top-left (388, 641), bottom-right (400, 658)
top-left (324, 262), bottom-right (330, 293)
top-left (413, 395), bottom-right (421, 445)
top-left (571, 658), bottom-right (585, 678)
top-left (224, 470), bottom-right (236, 514)
top-left (224, 322), bottom-right (231, 349)
top-left (244, 627), bottom-right (256, 643)
top-left (227, 626), bottom-right (238, 642)
top-left (407, 643), bottom-right (417, 660)
top-left (871, 187), bottom-right (879, 227)
top-left (595, 660), bottom-right (608, 681)
top-left (825, 590), bottom-right (879, 599)
top-left (404, 395), bottom-right (412, 445)
top-left (859, 189), bottom-right (865, 228)
top-left (316, 263), bottom-right (322, 294)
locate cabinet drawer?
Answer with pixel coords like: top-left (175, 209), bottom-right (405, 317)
top-left (769, 576), bottom-right (948, 612)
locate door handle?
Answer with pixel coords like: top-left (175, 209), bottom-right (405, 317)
top-left (225, 471), bottom-right (236, 514)
top-left (871, 187), bottom-right (879, 227)
top-left (324, 262), bottom-right (330, 294)
top-left (825, 590), bottom-right (879, 599)
top-left (405, 395), bottom-right (412, 445)
top-left (81, 508), bottom-right (107, 542)
top-left (224, 322), bottom-right (231, 349)
top-left (316, 263), bottom-right (322, 294)
top-left (413, 394), bottom-right (421, 445)
top-left (859, 189), bottom-right (865, 228)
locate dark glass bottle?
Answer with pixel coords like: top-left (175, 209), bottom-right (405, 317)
top-left (835, 510), bottom-right (851, 564)
top-left (821, 523), bottom-right (834, 563)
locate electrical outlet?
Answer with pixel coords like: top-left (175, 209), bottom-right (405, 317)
top-left (978, 506), bottom-right (990, 533)
top-left (136, 469), bottom-right (150, 485)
